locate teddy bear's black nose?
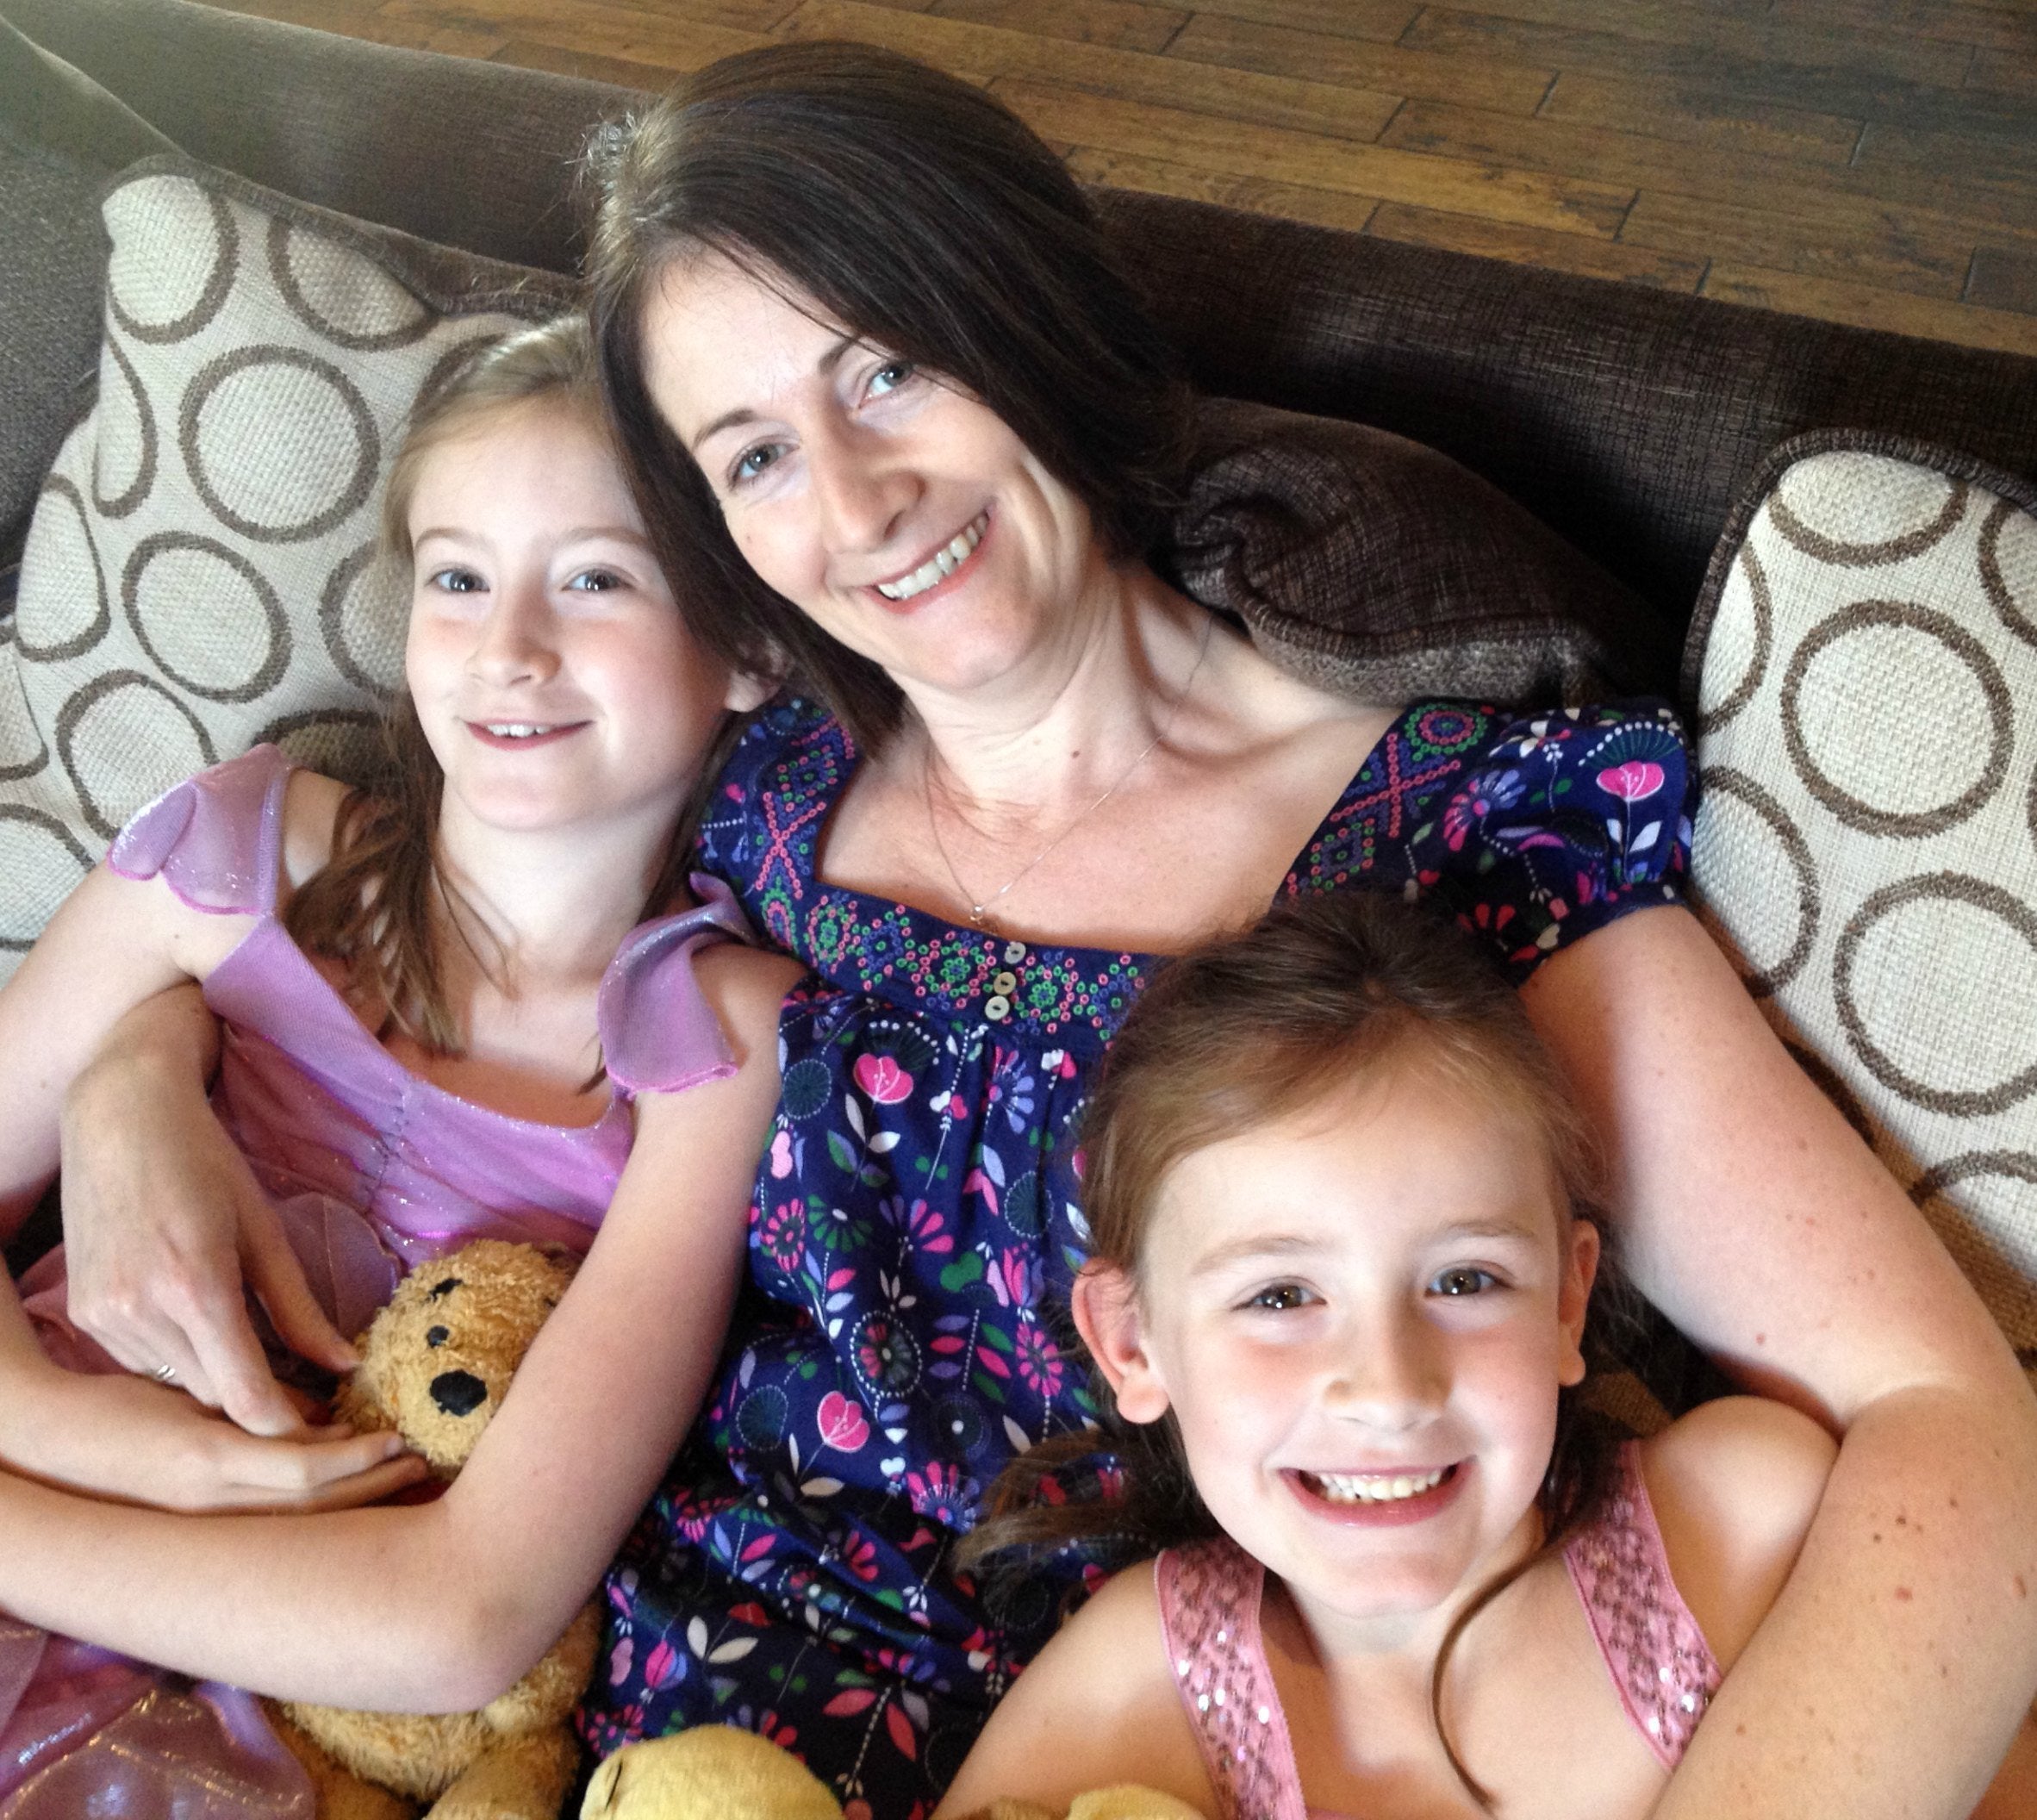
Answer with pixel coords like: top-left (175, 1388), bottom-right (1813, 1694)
top-left (430, 1370), bottom-right (489, 1417)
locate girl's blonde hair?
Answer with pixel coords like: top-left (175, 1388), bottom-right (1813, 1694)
top-left (964, 889), bottom-right (1626, 1810)
top-left (284, 315), bottom-right (741, 1054)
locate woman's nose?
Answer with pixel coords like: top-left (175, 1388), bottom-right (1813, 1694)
top-left (807, 417), bottom-right (918, 554)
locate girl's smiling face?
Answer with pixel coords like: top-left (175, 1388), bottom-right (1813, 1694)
top-left (639, 251), bottom-right (1112, 704)
top-left (403, 396), bottom-right (745, 838)
top-left (1077, 1051), bottom-right (1598, 1642)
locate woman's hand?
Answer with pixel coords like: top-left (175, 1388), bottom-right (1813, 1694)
top-left (59, 987), bottom-right (357, 1437)
top-left (4, 1362), bottom-right (427, 1513)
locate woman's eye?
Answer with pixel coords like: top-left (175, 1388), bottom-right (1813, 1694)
top-left (1248, 1283), bottom-right (1314, 1312)
top-left (868, 359), bottom-right (915, 399)
top-left (731, 441), bottom-right (785, 484)
top-left (1430, 1267), bottom-right (1498, 1298)
top-left (567, 568), bottom-right (625, 593)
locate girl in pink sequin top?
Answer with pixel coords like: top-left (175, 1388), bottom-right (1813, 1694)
top-left (0, 319), bottom-right (800, 1817)
top-left (940, 893), bottom-right (1875, 1820)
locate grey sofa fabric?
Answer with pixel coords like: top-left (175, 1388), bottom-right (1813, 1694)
top-left (0, 19), bottom-right (178, 573)
top-left (9, 0), bottom-right (2037, 657)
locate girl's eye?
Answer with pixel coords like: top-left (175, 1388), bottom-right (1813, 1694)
top-left (868, 358), bottom-right (915, 399)
top-left (566, 568), bottom-right (625, 593)
top-left (1247, 1282), bottom-right (1316, 1313)
top-left (1430, 1267), bottom-right (1498, 1298)
top-left (427, 566), bottom-right (484, 595)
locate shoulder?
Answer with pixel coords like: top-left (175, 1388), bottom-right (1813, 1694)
top-left (690, 940), bottom-right (807, 1052)
top-left (278, 769), bottom-right (353, 892)
top-left (935, 1561), bottom-right (1212, 1818)
top-left (1638, 1397), bottom-right (1838, 1671)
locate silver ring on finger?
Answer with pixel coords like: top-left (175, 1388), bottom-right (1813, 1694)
top-left (152, 1363), bottom-right (178, 1384)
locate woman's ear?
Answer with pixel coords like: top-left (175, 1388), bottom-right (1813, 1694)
top-left (1070, 1262), bottom-right (1171, 1424)
top-left (1556, 1218), bottom-right (1601, 1390)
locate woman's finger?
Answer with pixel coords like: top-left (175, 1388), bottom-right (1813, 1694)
top-left (219, 1425), bottom-right (415, 1495)
top-left (240, 1198), bottom-right (358, 1375)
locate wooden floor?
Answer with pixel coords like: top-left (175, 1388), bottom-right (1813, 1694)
top-left (210, 0), bottom-right (2037, 354)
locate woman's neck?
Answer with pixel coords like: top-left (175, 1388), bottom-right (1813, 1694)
top-left (906, 562), bottom-right (1213, 829)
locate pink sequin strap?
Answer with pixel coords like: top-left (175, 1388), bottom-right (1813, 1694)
top-left (1155, 1540), bottom-right (1311, 1820)
top-left (107, 745), bottom-right (291, 915)
top-left (1564, 1440), bottom-right (1722, 1769)
top-left (598, 875), bottom-right (757, 1095)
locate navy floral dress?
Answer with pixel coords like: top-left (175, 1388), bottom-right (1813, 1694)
top-left (579, 695), bottom-right (1695, 1818)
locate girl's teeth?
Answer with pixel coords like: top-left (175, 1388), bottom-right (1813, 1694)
top-left (485, 723), bottom-right (552, 738)
top-left (1308, 1467), bottom-right (1448, 1504)
top-left (876, 514), bottom-right (987, 601)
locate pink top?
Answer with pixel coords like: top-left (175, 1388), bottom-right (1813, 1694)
top-left (4, 745), bottom-right (752, 1818)
top-left (1156, 1443), bottom-right (1722, 1820)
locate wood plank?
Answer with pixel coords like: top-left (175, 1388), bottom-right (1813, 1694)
top-left (995, 77), bottom-right (1636, 235)
top-left (1060, 145), bottom-right (1382, 232)
top-left (1771, 0), bottom-right (2037, 55)
top-left (1968, 244), bottom-right (2037, 315)
top-left (1162, 13), bottom-right (1556, 116)
top-left (1380, 98), bottom-right (2037, 249)
top-left (776, 2), bottom-right (1403, 144)
top-left (1537, 70), bottom-right (1864, 168)
top-left (380, 0), bottom-right (801, 41)
top-left (1704, 261), bottom-right (2037, 355)
top-left (489, 32), bottom-right (767, 83)
top-left (1364, 200), bottom-right (1706, 290)
top-left (1620, 189), bottom-right (1972, 298)
top-left (1968, 48), bottom-right (2037, 97)
top-left (1163, 0), bottom-right (1423, 44)
top-left (1405, 5), bottom-right (1978, 91)
top-left (929, 0), bottom-right (1187, 57)
top-left (1853, 119), bottom-right (2037, 194)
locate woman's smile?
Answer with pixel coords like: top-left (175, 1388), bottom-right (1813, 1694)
top-left (869, 508), bottom-right (991, 606)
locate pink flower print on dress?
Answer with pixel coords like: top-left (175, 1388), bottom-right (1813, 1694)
top-left (853, 1053), bottom-right (914, 1104)
top-left (818, 1390), bottom-right (871, 1454)
top-left (1598, 760), bottom-right (1666, 801)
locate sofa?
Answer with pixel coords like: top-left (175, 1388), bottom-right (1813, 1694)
top-left (4, 0), bottom-right (2036, 1371)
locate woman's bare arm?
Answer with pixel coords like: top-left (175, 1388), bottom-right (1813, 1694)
top-left (1523, 905), bottom-right (2037, 1820)
top-left (0, 944), bottom-right (798, 1710)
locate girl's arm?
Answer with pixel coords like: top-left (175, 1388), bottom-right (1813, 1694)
top-left (1522, 905), bottom-right (2037, 1820)
top-left (0, 943), bottom-right (801, 1711)
top-left (931, 1563), bottom-right (1215, 1819)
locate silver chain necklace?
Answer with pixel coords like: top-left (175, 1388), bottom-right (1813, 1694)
top-left (921, 611), bottom-right (1218, 933)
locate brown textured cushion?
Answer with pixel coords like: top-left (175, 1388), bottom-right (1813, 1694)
top-left (0, 18), bottom-right (178, 577)
top-left (1173, 399), bottom-right (1681, 705)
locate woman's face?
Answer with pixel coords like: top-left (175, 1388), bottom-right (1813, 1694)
top-left (639, 251), bottom-right (1109, 703)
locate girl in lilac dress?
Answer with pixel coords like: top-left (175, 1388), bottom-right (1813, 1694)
top-left (938, 894), bottom-right (2037, 1820)
top-left (0, 318), bottom-right (799, 1817)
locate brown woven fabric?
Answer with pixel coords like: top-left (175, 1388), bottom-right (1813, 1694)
top-left (1173, 398), bottom-right (1680, 704)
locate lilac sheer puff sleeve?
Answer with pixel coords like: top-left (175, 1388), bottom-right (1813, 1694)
top-left (106, 744), bottom-right (293, 915)
top-left (598, 875), bottom-right (757, 1096)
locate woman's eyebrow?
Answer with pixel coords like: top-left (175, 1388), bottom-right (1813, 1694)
top-left (688, 333), bottom-right (861, 451)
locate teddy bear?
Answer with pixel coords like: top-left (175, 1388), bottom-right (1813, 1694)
top-left (266, 1237), bottom-right (599, 1820)
top-left (577, 1725), bottom-right (1207, 1820)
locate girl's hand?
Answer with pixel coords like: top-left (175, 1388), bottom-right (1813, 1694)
top-left (60, 988), bottom-right (357, 1437)
top-left (7, 1361), bottom-right (428, 1514)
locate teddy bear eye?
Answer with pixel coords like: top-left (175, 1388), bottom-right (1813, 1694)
top-left (426, 1324), bottom-right (449, 1348)
top-left (429, 1277), bottom-right (461, 1300)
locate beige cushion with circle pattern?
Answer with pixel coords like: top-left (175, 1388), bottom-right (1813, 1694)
top-left (1, 153), bottom-right (576, 982)
top-left (1684, 434), bottom-right (2037, 1378)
